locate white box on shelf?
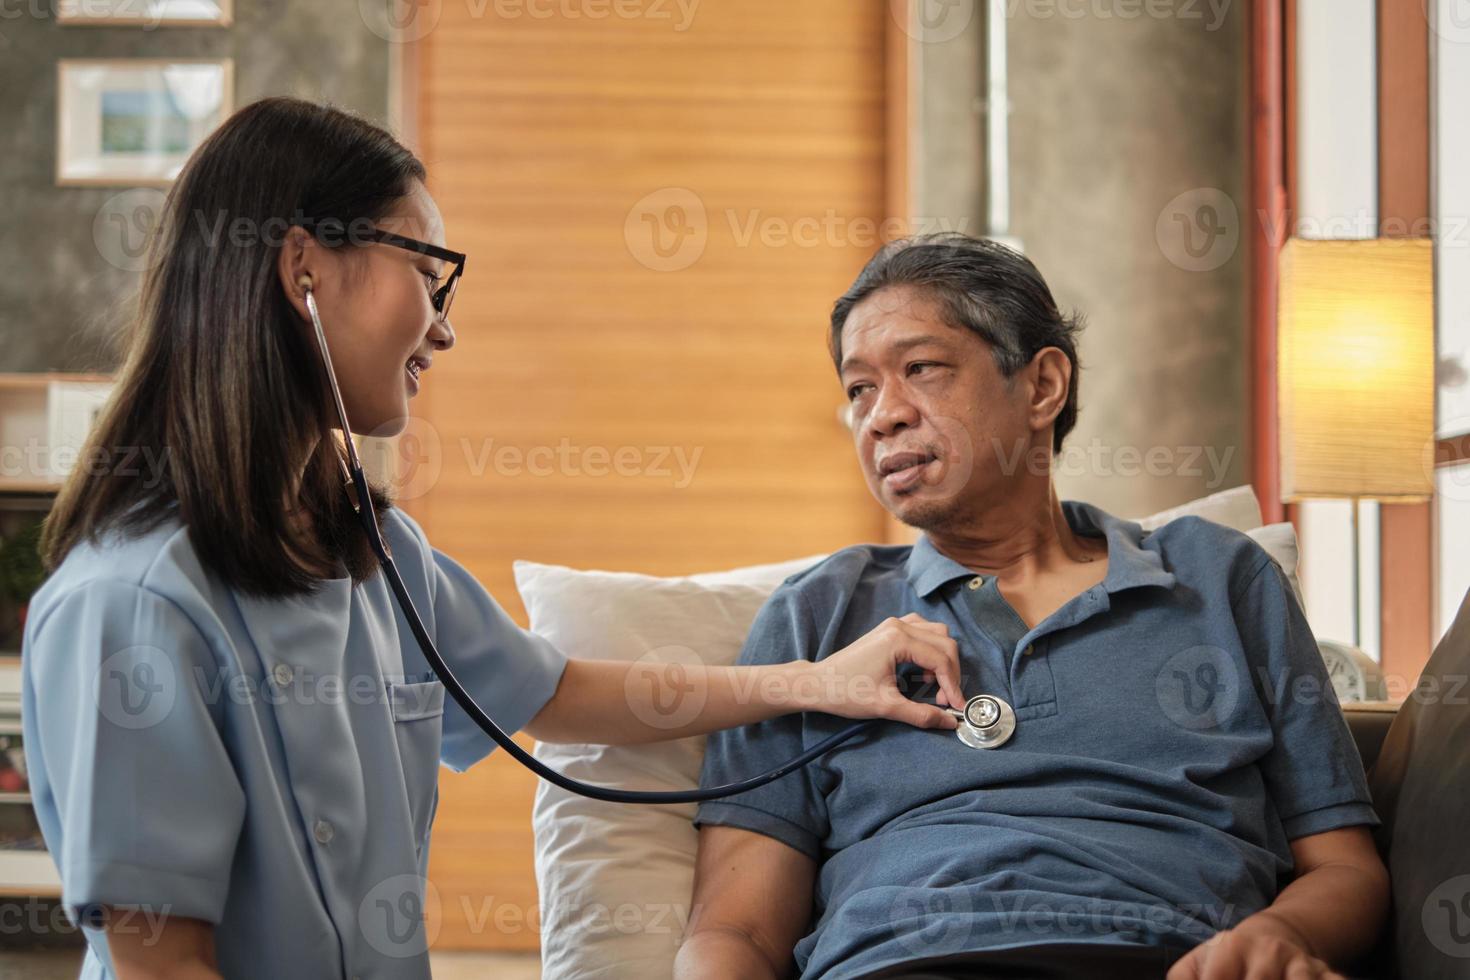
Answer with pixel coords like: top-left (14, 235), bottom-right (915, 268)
top-left (0, 376), bottom-right (114, 487)
top-left (47, 381), bottom-right (114, 479)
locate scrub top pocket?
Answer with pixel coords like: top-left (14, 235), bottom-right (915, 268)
top-left (386, 677), bottom-right (446, 856)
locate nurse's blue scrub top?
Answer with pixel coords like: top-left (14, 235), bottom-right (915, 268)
top-left (20, 505), bottom-right (568, 979)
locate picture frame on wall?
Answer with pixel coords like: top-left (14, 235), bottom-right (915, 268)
top-left (56, 59), bottom-right (234, 187)
top-left (56, 0), bottom-right (232, 27)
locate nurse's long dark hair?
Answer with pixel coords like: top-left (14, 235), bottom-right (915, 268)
top-left (42, 97), bottom-right (420, 598)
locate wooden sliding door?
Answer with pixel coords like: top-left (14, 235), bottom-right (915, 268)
top-left (409, 0), bottom-right (900, 950)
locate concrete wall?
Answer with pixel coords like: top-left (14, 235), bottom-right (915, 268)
top-left (911, 1), bottom-right (1249, 516)
top-left (0, 1), bottom-right (393, 373)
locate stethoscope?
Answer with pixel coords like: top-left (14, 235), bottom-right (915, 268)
top-left (302, 282), bottom-right (1016, 805)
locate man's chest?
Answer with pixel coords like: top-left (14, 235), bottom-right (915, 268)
top-left (812, 582), bottom-right (1275, 844)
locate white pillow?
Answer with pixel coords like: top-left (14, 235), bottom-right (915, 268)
top-left (519, 557), bottom-right (822, 980)
top-left (1134, 484), bottom-right (1263, 533)
top-left (522, 488), bottom-right (1290, 979)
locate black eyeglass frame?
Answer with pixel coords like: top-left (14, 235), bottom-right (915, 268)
top-left (367, 229), bottom-right (466, 321)
top-left (298, 218), bottom-right (467, 321)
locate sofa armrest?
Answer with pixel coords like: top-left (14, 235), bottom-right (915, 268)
top-left (1342, 700), bottom-right (1400, 774)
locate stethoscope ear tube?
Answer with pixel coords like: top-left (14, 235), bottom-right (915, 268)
top-left (302, 284), bottom-right (876, 804)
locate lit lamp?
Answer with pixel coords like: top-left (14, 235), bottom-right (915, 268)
top-left (1277, 236), bottom-right (1435, 646)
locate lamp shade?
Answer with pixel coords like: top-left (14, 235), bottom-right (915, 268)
top-left (1277, 237), bottom-right (1435, 502)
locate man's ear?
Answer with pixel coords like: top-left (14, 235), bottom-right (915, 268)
top-left (1027, 347), bottom-right (1073, 436)
top-left (276, 225), bottom-right (318, 324)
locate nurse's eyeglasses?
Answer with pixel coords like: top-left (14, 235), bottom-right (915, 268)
top-left (368, 229), bottom-right (466, 323)
top-left (299, 218), bottom-right (466, 322)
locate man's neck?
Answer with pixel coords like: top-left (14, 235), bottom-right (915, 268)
top-left (924, 484), bottom-right (1104, 584)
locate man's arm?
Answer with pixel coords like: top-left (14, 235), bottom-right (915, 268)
top-left (1167, 825), bottom-right (1389, 979)
top-left (674, 826), bottom-right (817, 980)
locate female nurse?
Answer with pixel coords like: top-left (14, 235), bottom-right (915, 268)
top-left (20, 97), bottom-right (963, 980)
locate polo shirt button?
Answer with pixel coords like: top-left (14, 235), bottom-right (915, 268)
top-left (272, 663), bottom-right (294, 687)
top-left (314, 819), bottom-right (335, 844)
top-left (968, 577), bottom-right (984, 590)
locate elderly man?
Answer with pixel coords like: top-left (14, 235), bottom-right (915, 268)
top-left (674, 235), bottom-right (1388, 980)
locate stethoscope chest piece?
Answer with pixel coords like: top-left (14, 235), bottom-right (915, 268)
top-left (954, 694), bottom-right (1016, 749)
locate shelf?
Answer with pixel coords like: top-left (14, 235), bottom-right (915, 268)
top-left (0, 792), bottom-right (30, 805)
top-left (0, 849), bottom-right (61, 897)
top-left (0, 479), bottom-right (62, 495)
top-left (0, 373), bottom-right (112, 389)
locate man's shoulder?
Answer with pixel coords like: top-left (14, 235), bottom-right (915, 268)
top-left (761, 542), bottom-right (915, 620)
top-left (1140, 513), bottom-right (1277, 592)
top-left (778, 541), bottom-right (913, 588)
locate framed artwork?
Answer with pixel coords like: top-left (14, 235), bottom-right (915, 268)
top-left (56, 0), bottom-right (232, 27)
top-left (56, 59), bottom-right (234, 186)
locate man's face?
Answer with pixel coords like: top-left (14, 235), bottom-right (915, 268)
top-left (839, 285), bottom-right (1037, 530)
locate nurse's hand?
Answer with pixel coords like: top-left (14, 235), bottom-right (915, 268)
top-left (793, 613), bottom-right (964, 729)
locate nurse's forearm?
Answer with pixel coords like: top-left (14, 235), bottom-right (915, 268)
top-left (525, 658), bottom-right (829, 745)
top-left (105, 910), bottom-right (223, 980)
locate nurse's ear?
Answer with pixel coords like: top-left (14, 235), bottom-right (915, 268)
top-left (276, 225), bottom-right (322, 324)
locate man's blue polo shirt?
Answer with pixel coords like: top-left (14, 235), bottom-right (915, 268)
top-left (695, 501), bottom-right (1378, 980)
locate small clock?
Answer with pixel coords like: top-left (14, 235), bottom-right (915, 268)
top-left (1317, 640), bottom-right (1387, 703)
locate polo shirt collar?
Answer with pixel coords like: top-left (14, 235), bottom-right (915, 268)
top-left (904, 499), bottom-right (1177, 598)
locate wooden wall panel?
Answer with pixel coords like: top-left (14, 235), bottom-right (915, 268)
top-left (411, 2), bottom-right (892, 951)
